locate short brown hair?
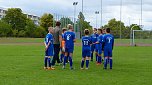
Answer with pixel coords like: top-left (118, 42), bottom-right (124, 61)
top-left (56, 21), bottom-right (61, 26)
top-left (84, 29), bottom-right (90, 35)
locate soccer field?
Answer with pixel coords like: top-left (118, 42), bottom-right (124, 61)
top-left (0, 38), bottom-right (152, 85)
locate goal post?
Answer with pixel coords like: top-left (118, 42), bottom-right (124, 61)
top-left (131, 30), bottom-right (152, 46)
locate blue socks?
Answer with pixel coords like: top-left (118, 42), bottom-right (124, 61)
top-left (86, 60), bottom-right (89, 68)
top-left (104, 58), bottom-right (108, 69)
top-left (69, 56), bottom-right (73, 68)
top-left (63, 56), bottom-right (67, 66)
top-left (91, 52), bottom-right (93, 61)
top-left (48, 58), bottom-right (51, 67)
top-left (81, 60), bottom-right (85, 68)
top-left (98, 56), bottom-right (102, 63)
top-left (96, 54), bottom-right (98, 62)
top-left (60, 54), bottom-right (64, 62)
top-left (44, 57), bottom-right (48, 67)
top-left (110, 58), bottom-right (112, 69)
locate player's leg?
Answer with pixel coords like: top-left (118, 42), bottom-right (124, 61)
top-left (86, 50), bottom-right (91, 69)
top-left (60, 51), bottom-right (64, 63)
top-left (44, 50), bottom-right (48, 69)
top-left (69, 50), bottom-right (73, 69)
top-left (90, 44), bottom-right (94, 61)
top-left (81, 50), bottom-right (85, 69)
top-left (56, 44), bottom-right (61, 64)
top-left (63, 50), bottom-right (68, 69)
top-left (86, 57), bottom-right (90, 69)
top-left (109, 50), bottom-right (113, 69)
top-left (104, 49), bottom-right (108, 69)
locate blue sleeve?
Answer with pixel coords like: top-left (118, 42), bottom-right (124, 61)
top-left (112, 36), bottom-right (114, 50)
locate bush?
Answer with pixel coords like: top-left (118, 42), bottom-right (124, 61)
top-left (33, 26), bottom-right (47, 38)
top-left (0, 20), bottom-right (11, 37)
top-left (18, 30), bottom-right (26, 37)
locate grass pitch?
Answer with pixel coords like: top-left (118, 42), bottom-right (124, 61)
top-left (0, 38), bottom-right (152, 85)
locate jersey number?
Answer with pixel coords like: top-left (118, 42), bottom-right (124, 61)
top-left (84, 41), bottom-right (89, 45)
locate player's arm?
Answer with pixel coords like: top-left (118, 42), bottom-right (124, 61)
top-left (112, 37), bottom-right (114, 50)
top-left (59, 29), bottom-right (62, 48)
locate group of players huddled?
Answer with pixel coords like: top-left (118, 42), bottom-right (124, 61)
top-left (44, 23), bottom-right (114, 70)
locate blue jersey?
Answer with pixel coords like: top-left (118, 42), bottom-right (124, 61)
top-left (44, 33), bottom-right (53, 48)
top-left (90, 33), bottom-right (98, 43)
top-left (103, 34), bottom-right (114, 50)
top-left (63, 31), bottom-right (76, 49)
top-left (82, 36), bottom-right (92, 50)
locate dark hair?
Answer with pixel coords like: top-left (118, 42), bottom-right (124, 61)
top-left (98, 28), bottom-right (102, 33)
top-left (84, 29), bottom-right (90, 35)
top-left (106, 28), bottom-right (110, 33)
top-left (56, 21), bottom-right (61, 26)
top-left (94, 28), bottom-right (97, 31)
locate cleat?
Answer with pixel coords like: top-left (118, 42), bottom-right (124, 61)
top-left (51, 67), bottom-right (55, 70)
top-left (85, 68), bottom-right (89, 70)
top-left (110, 68), bottom-right (112, 70)
top-left (44, 67), bottom-right (47, 70)
top-left (47, 67), bottom-right (51, 70)
top-left (103, 67), bottom-right (107, 70)
top-left (70, 67), bottom-right (74, 70)
top-left (62, 66), bottom-right (65, 69)
top-left (81, 68), bottom-right (84, 70)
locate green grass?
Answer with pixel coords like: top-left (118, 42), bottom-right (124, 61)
top-left (0, 38), bottom-right (152, 85)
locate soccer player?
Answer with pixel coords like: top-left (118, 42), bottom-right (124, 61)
top-left (96, 28), bottom-right (103, 65)
top-left (44, 27), bottom-right (55, 70)
top-left (103, 28), bottom-right (114, 69)
top-left (90, 28), bottom-right (99, 62)
top-left (62, 24), bottom-right (76, 69)
top-left (81, 29), bottom-right (92, 70)
top-left (60, 28), bottom-right (67, 63)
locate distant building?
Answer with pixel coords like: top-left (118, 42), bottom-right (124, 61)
top-left (0, 7), bottom-right (7, 20)
top-left (0, 7), bottom-right (40, 25)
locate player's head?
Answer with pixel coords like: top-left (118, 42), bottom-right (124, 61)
top-left (97, 28), bottom-right (102, 34)
top-left (48, 27), bottom-right (54, 33)
top-left (102, 28), bottom-right (106, 34)
top-left (67, 24), bottom-right (73, 31)
top-left (106, 28), bottom-right (111, 33)
top-left (93, 28), bottom-right (97, 34)
top-left (56, 21), bottom-right (61, 26)
top-left (84, 29), bottom-right (90, 35)
top-left (62, 28), bottom-right (67, 33)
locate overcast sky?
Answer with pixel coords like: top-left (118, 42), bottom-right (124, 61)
top-left (0, 0), bottom-right (152, 30)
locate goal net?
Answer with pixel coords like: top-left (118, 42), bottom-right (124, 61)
top-left (131, 30), bottom-right (152, 46)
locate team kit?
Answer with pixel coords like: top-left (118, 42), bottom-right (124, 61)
top-left (44, 24), bottom-right (114, 70)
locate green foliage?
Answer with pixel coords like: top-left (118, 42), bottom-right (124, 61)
top-left (12, 29), bottom-right (18, 37)
top-left (25, 19), bottom-right (37, 37)
top-left (18, 30), bottom-right (26, 37)
top-left (40, 13), bottom-right (53, 31)
top-left (0, 20), bottom-right (11, 37)
top-left (33, 26), bottom-right (47, 38)
top-left (2, 8), bottom-right (27, 31)
top-left (60, 17), bottom-right (73, 28)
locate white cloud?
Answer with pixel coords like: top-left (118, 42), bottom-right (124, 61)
top-left (0, 0), bottom-right (152, 30)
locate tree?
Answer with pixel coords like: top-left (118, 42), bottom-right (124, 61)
top-left (40, 13), bottom-right (53, 31)
top-left (2, 8), bottom-right (27, 31)
top-left (60, 17), bottom-right (73, 28)
top-left (33, 26), bottom-right (46, 38)
top-left (0, 20), bottom-right (11, 37)
top-left (25, 19), bottom-right (37, 37)
top-left (103, 18), bottom-right (125, 38)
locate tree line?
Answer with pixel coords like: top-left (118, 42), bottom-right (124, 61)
top-left (0, 8), bottom-right (142, 38)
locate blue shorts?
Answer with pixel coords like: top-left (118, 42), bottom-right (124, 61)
top-left (65, 48), bottom-right (74, 53)
top-left (45, 47), bottom-right (53, 56)
top-left (98, 43), bottom-right (102, 55)
top-left (104, 48), bottom-right (112, 57)
top-left (82, 49), bottom-right (91, 58)
top-left (91, 44), bottom-right (98, 52)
